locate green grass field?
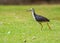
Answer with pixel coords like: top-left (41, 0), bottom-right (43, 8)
top-left (0, 5), bottom-right (60, 43)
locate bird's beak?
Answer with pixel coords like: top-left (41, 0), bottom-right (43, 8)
top-left (26, 9), bottom-right (32, 12)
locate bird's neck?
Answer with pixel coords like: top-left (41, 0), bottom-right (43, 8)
top-left (32, 10), bottom-right (35, 15)
top-left (32, 10), bottom-right (36, 20)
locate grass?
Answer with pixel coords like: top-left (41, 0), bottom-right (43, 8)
top-left (0, 5), bottom-right (60, 43)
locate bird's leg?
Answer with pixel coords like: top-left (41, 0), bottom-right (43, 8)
top-left (47, 22), bottom-right (51, 30)
top-left (39, 22), bottom-right (43, 30)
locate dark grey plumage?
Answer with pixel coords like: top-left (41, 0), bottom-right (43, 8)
top-left (34, 13), bottom-right (49, 22)
top-left (29, 8), bottom-right (51, 30)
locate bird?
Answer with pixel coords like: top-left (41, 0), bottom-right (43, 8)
top-left (28, 8), bottom-right (51, 30)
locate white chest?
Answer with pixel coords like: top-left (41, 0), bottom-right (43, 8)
top-left (32, 12), bottom-right (35, 20)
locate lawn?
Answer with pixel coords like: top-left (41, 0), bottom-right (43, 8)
top-left (0, 5), bottom-right (60, 43)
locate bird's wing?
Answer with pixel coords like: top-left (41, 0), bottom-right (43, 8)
top-left (35, 14), bottom-right (49, 22)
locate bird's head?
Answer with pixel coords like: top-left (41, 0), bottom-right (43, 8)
top-left (27, 8), bottom-right (35, 12)
top-left (30, 8), bottom-right (34, 11)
